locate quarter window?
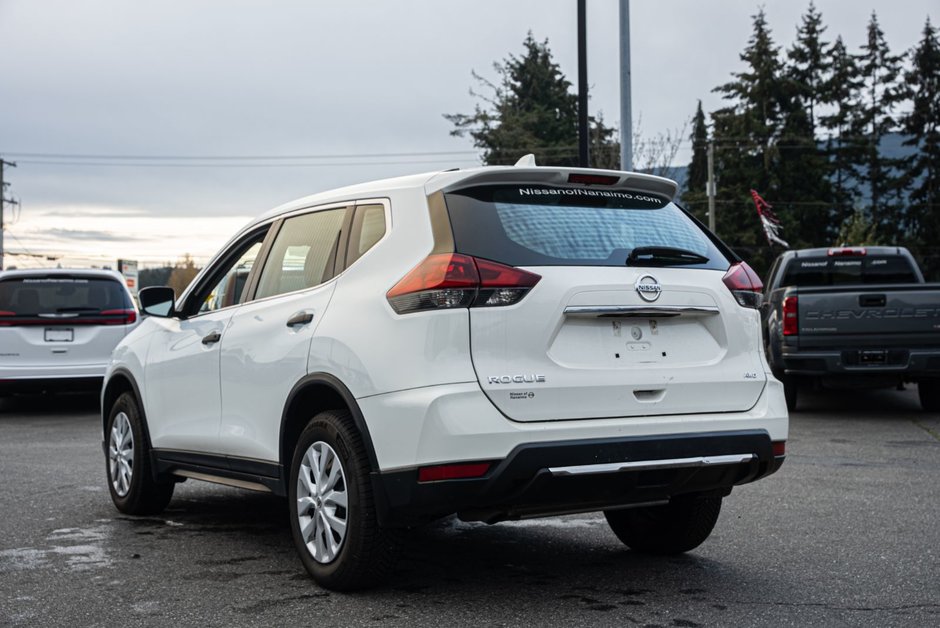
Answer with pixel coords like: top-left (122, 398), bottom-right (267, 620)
top-left (255, 207), bottom-right (348, 300)
top-left (345, 204), bottom-right (387, 267)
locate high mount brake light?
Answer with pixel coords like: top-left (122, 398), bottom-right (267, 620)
top-left (567, 173), bottom-right (620, 185)
top-left (828, 247), bottom-right (867, 256)
top-left (387, 254), bottom-right (541, 315)
top-left (721, 262), bottom-right (763, 309)
top-left (782, 296), bottom-right (799, 336)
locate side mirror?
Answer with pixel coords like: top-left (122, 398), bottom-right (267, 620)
top-left (139, 286), bottom-right (176, 317)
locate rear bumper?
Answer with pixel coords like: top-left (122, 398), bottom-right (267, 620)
top-left (374, 430), bottom-right (784, 526)
top-left (779, 347), bottom-right (940, 378)
top-left (0, 364), bottom-right (107, 393)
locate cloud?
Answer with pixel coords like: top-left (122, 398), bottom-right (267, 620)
top-left (38, 228), bottom-right (147, 242)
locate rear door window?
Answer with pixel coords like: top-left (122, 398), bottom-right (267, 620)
top-left (254, 207), bottom-right (349, 300)
top-left (0, 276), bottom-right (131, 325)
top-left (443, 184), bottom-right (729, 269)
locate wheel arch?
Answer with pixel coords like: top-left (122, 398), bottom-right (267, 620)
top-left (101, 368), bottom-right (161, 482)
top-left (280, 373), bottom-right (379, 475)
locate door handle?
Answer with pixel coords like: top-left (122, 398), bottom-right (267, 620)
top-left (286, 311), bottom-right (314, 327)
top-left (201, 330), bottom-right (222, 345)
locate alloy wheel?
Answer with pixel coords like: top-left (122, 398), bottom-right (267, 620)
top-left (108, 411), bottom-right (134, 497)
top-left (296, 441), bottom-right (349, 563)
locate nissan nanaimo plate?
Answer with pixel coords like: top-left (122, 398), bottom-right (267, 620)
top-left (101, 161), bottom-right (788, 590)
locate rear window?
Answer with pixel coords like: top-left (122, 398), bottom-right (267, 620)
top-left (0, 276), bottom-right (132, 321)
top-left (781, 256), bottom-right (919, 287)
top-left (443, 184), bottom-right (729, 269)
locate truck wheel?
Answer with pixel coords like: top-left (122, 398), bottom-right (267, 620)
top-left (106, 392), bottom-right (175, 515)
top-left (918, 380), bottom-right (940, 412)
top-left (605, 494), bottom-right (722, 555)
top-left (288, 409), bottom-right (399, 591)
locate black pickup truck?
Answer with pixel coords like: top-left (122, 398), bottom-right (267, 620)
top-left (762, 246), bottom-right (940, 411)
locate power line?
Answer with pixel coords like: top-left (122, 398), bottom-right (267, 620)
top-left (7, 149), bottom-right (479, 161)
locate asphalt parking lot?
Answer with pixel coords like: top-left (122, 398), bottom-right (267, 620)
top-left (1, 387), bottom-right (938, 627)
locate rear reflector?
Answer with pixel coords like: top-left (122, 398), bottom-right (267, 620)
top-left (417, 462), bottom-right (492, 482)
top-left (567, 173), bottom-right (620, 186)
top-left (828, 247), bottom-right (866, 256)
top-left (721, 262), bottom-right (763, 309)
top-left (387, 254), bottom-right (540, 314)
top-left (772, 441), bottom-right (786, 456)
top-left (782, 296), bottom-right (798, 336)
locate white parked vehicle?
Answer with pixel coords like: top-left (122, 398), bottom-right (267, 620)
top-left (0, 268), bottom-right (138, 394)
top-left (102, 162), bottom-right (788, 590)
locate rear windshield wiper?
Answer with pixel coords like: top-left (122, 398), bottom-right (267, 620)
top-left (626, 246), bottom-right (710, 266)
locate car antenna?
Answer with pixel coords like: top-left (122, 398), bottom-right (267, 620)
top-left (514, 154), bottom-right (537, 167)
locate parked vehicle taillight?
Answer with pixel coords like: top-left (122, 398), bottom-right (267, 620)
top-left (782, 296), bottom-right (798, 336)
top-left (827, 247), bottom-right (866, 256)
top-left (387, 253), bottom-right (541, 315)
top-left (721, 262), bottom-right (763, 309)
top-left (99, 308), bottom-right (137, 325)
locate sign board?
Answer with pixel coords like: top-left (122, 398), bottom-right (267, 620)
top-left (117, 259), bottom-right (139, 296)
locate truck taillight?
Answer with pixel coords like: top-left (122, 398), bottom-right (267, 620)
top-left (387, 254), bottom-right (541, 315)
top-left (782, 296), bottom-right (798, 336)
top-left (721, 262), bottom-right (763, 309)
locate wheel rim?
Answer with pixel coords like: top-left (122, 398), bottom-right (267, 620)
top-left (108, 411), bottom-right (134, 497)
top-left (296, 441), bottom-right (349, 564)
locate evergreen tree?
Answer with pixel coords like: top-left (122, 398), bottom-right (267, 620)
top-left (711, 9), bottom-right (791, 270)
top-left (682, 101), bottom-right (709, 222)
top-left (819, 36), bottom-right (863, 230)
top-left (445, 34), bottom-right (616, 166)
top-left (901, 18), bottom-right (940, 279)
top-left (787, 2), bottom-right (830, 130)
top-left (852, 12), bottom-right (907, 241)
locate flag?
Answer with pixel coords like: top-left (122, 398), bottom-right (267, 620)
top-left (750, 189), bottom-right (789, 248)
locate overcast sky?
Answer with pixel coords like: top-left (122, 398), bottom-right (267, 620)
top-left (1, 0), bottom-right (934, 268)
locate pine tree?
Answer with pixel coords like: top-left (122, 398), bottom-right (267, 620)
top-left (819, 36), bottom-right (863, 231)
top-left (787, 2), bottom-right (830, 130)
top-left (682, 101), bottom-right (709, 221)
top-left (901, 18), bottom-right (940, 279)
top-left (852, 12), bottom-right (907, 241)
top-left (445, 34), bottom-right (616, 167)
top-left (711, 9), bottom-right (792, 270)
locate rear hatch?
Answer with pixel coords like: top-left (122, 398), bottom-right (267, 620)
top-left (442, 182), bottom-right (766, 421)
top-left (0, 275), bottom-right (136, 369)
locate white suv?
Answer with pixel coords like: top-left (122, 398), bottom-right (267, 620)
top-left (0, 268), bottom-right (138, 395)
top-left (102, 163), bottom-right (788, 590)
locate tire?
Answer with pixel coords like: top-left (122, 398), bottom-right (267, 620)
top-left (105, 392), bottom-right (174, 515)
top-left (288, 409), bottom-right (399, 591)
top-left (918, 379), bottom-right (940, 412)
top-left (605, 494), bottom-right (722, 555)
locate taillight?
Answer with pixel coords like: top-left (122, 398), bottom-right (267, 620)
top-left (100, 308), bottom-right (137, 325)
top-left (782, 296), bottom-right (798, 336)
top-left (722, 262), bottom-right (763, 309)
top-left (0, 311), bottom-right (15, 326)
top-left (387, 254), bottom-right (540, 315)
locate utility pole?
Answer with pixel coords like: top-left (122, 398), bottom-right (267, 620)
top-left (577, 0), bottom-right (589, 167)
top-left (619, 0), bottom-right (633, 171)
top-left (706, 141), bottom-right (716, 234)
top-left (0, 158), bottom-right (17, 271)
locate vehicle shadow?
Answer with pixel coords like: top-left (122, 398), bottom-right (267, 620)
top-left (113, 486), bottom-right (762, 620)
top-left (0, 391), bottom-right (100, 416)
top-left (793, 384), bottom-right (923, 416)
